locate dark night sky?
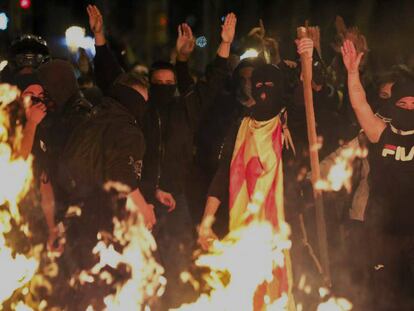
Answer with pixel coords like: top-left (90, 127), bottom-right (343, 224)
top-left (2, 0), bottom-right (414, 68)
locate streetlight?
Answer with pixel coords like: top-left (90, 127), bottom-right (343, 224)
top-left (0, 12), bottom-right (9, 31)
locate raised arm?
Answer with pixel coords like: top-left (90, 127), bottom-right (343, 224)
top-left (217, 13), bottom-right (236, 58)
top-left (87, 5), bottom-right (124, 92)
top-left (175, 23), bottom-right (196, 94)
top-left (201, 12), bottom-right (236, 95)
top-left (341, 40), bottom-right (386, 142)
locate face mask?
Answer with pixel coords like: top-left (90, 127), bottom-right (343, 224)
top-left (250, 64), bottom-right (284, 121)
top-left (390, 106), bottom-right (414, 132)
top-left (149, 84), bottom-right (176, 109)
top-left (250, 84), bottom-right (283, 121)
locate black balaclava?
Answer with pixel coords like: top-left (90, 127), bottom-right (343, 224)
top-left (388, 79), bottom-right (414, 131)
top-left (250, 64), bottom-right (285, 121)
top-left (149, 84), bottom-right (176, 110)
top-left (149, 61), bottom-right (177, 111)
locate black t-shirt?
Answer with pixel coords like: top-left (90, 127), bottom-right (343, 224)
top-left (368, 125), bottom-right (414, 234)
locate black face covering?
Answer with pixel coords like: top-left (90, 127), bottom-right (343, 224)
top-left (390, 106), bottom-right (414, 131)
top-left (149, 84), bottom-right (176, 110)
top-left (388, 78), bottom-right (414, 131)
top-left (250, 64), bottom-right (284, 121)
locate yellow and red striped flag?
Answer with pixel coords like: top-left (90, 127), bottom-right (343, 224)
top-left (229, 114), bottom-right (294, 310)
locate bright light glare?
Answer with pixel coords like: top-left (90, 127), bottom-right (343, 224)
top-left (65, 26), bottom-right (96, 56)
top-left (240, 49), bottom-right (259, 60)
top-left (65, 26), bottom-right (86, 51)
top-left (0, 60), bottom-right (8, 72)
top-left (0, 13), bottom-right (9, 31)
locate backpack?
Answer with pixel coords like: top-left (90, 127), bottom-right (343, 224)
top-left (56, 97), bottom-right (137, 206)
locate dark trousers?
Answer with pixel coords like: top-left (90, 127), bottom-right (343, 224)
top-left (153, 193), bottom-right (197, 309)
top-left (367, 230), bottom-right (414, 311)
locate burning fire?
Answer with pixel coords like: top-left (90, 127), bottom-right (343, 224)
top-left (80, 214), bottom-right (165, 310)
top-left (175, 221), bottom-right (292, 311)
top-left (315, 138), bottom-right (368, 192)
top-left (0, 84), bottom-right (39, 307)
top-left (0, 82), bottom-right (354, 310)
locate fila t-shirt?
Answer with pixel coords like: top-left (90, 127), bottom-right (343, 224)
top-left (368, 125), bottom-right (414, 234)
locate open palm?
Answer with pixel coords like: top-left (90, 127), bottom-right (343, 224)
top-left (221, 13), bottom-right (237, 43)
top-left (87, 5), bottom-right (103, 34)
top-left (341, 39), bottom-right (363, 73)
top-left (176, 23), bottom-right (194, 59)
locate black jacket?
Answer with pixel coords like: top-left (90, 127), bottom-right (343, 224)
top-left (52, 94), bottom-right (145, 223)
top-left (94, 44), bottom-right (230, 199)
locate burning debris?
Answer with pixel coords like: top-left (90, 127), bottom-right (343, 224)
top-left (0, 84), bottom-right (40, 308)
top-left (175, 221), bottom-right (294, 311)
top-left (315, 136), bottom-right (368, 192)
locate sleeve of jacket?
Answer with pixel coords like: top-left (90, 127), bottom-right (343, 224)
top-left (175, 60), bottom-right (195, 95)
top-left (207, 118), bottom-right (239, 202)
top-left (183, 56), bottom-right (230, 131)
top-left (103, 124), bottom-right (145, 193)
top-left (94, 44), bottom-right (124, 93)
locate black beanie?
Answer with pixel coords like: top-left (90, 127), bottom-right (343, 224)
top-left (36, 59), bottom-right (80, 112)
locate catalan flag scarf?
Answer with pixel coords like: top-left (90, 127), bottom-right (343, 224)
top-left (229, 114), bottom-right (294, 310)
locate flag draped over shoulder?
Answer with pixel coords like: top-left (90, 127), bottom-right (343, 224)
top-left (229, 114), bottom-right (294, 310)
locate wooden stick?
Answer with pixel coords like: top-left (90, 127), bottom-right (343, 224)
top-left (297, 26), bottom-right (331, 286)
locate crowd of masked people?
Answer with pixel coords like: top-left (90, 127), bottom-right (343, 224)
top-left (0, 4), bottom-right (413, 310)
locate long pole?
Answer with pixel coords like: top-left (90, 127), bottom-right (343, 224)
top-left (297, 26), bottom-right (331, 285)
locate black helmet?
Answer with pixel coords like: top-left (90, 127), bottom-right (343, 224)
top-left (10, 34), bottom-right (50, 69)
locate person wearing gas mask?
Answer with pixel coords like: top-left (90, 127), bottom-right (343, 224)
top-left (342, 40), bottom-right (414, 310)
top-left (1, 34), bottom-right (50, 83)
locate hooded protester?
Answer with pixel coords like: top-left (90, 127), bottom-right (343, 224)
top-left (191, 57), bottom-right (266, 236)
top-left (21, 58), bottom-right (154, 309)
top-left (198, 61), bottom-right (304, 311)
top-left (342, 40), bottom-right (414, 310)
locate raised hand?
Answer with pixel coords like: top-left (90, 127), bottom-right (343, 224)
top-left (346, 27), bottom-right (368, 55)
top-left (248, 19), bottom-right (265, 40)
top-left (332, 16), bottom-right (368, 56)
top-left (221, 13), bottom-right (237, 43)
top-left (341, 39), bottom-right (364, 74)
top-left (176, 23), bottom-right (195, 61)
top-left (87, 5), bottom-right (103, 35)
top-left (263, 36), bottom-right (281, 64)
